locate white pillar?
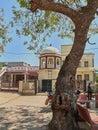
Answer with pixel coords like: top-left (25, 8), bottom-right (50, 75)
top-left (24, 74), bottom-right (27, 83)
top-left (10, 74), bottom-right (13, 87)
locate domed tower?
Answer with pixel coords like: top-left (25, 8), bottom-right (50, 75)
top-left (38, 44), bottom-right (62, 92)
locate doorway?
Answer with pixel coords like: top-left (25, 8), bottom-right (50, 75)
top-left (42, 80), bottom-right (52, 92)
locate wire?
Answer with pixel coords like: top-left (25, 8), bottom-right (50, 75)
top-left (86, 48), bottom-right (98, 50)
top-left (0, 51), bottom-right (34, 55)
top-left (0, 47), bottom-right (98, 55)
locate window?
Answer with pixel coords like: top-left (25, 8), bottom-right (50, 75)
top-left (84, 74), bottom-right (89, 81)
top-left (57, 59), bottom-right (60, 65)
top-left (42, 59), bottom-right (46, 65)
top-left (77, 75), bottom-right (82, 80)
top-left (48, 58), bottom-right (53, 64)
top-left (84, 61), bottom-right (89, 67)
top-left (92, 58), bottom-right (94, 67)
top-left (62, 60), bottom-right (64, 64)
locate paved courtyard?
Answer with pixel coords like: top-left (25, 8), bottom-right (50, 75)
top-left (0, 92), bottom-right (91, 130)
top-left (0, 92), bottom-right (52, 130)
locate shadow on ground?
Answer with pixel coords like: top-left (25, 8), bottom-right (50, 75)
top-left (0, 105), bottom-right (89, 130)
top-left (0, 105), bottom-right (52, 130)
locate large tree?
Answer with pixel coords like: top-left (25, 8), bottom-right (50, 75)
top-left (1, 0), bottom-right (98, 130)
top-left (28, 1), bottom-right (98, 130)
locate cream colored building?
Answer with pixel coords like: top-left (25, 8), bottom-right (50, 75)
top-left (61, 44), bottom-right (95, 88)
top-left (38, 44), bottom-right (95, 92)
top-left (38, 45), bottom-right (62, 92)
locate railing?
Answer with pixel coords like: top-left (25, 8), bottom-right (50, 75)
top-left (7, 66), bottom-right (39, 72)
top-left (0, 67), bottom-right (7, 77)
top-left (1, 82), bottom-right (19, 88)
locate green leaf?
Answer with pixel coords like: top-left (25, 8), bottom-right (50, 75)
top-left (17, 0), bottom-right (30, 8)
top-left (24, 41), bottom-right (28, 45)
top-left (31, 34), bottom-right (36, 40)
top-left (0, 63), bottom-right (2, 70)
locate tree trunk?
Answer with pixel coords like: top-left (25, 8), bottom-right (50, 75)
top-left (47, 23), bottom-right (90, 130)
top-left (29, 1), bottom-right (97, 130)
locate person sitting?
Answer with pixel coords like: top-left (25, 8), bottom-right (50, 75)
top-left (71, 87), bottom-right (81, 111)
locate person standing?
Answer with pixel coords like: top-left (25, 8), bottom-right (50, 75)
top-left (75, 87), bottom-right (81, 95)
top-left (87, 82), bottom-right (92, 100)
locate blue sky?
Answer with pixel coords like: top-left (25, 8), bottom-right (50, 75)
top-left (0, 0), bottom-right (98, 67)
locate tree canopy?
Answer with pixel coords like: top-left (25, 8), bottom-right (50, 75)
top-left (0, 0), bottom-right (98, 52)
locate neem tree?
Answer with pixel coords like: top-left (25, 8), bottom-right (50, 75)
top-left (1, 0), bottom-right (98, 130)
top-left (0, 8), bottom-right (12, 51)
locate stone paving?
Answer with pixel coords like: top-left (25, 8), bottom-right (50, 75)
top-left (0, 92), bottom-right (52, 130)
top-left (0, 92), bottom-right (91, 130)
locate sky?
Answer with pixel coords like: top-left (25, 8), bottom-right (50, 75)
top-left (0, 0), bottom-right (98, 67)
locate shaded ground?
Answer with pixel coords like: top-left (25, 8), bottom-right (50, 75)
top-left (0, 92), bottom-right (52, 130)
top-left (0, 92), bottom-right (91, 130)
top-left (0, 105), bottom-right (52, 130)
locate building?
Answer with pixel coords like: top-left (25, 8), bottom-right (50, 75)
top-left (61, 44), bottom-right (95, 90)
top-left (38, 45), bottom-right (62, 92)
top-left (94, 68), bottom-right (98, 92)
top-left (38, 44), bottom-right (95, 92)
top-left (0, 44), bottom-right (95, 93)
top-left (0, 62), bottom-right (39, 94)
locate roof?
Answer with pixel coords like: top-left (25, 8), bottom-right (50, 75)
top-left (40, 45), bottom-right (60, 55)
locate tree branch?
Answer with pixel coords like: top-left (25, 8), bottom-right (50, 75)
top-left (87, 37), bottom-right (96, 45)
top-left (87, 0), bottom-right (98, 8)
top-left (29, 0), bottom-right (78, 23)
top-left (29, 0), bottom-right (98, 34)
